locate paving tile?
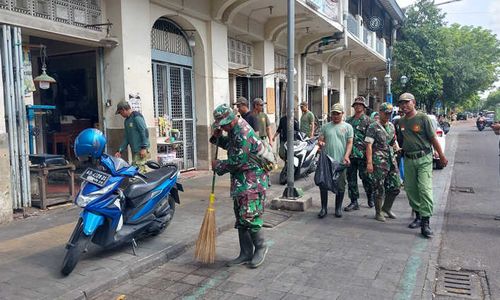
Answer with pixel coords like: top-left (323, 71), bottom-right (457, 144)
top-left (165, 282), bottom-right (197, 295)
top-left (179, 274), bottom-right (207, 286)
top-left (216, 280), bottom-right (245, 293)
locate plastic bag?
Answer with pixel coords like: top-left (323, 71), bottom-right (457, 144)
top-left (314, 151), bottom-right (345, 193)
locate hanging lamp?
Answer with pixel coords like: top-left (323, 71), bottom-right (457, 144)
top-left (33, 45), bottom-right (56, 90)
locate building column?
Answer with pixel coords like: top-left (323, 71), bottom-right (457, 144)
top-left (0, 57), bottom-right (12, 224)
top-left (102, 0), bottom-right (156, 159)
top-left (333, 69), bottom-right (345, 109)
top-left (320, 63), bottom-right (328, 121)
top-left (254, 40), bottom-right (276, 124)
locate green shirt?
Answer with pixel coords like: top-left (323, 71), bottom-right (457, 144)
top-left (346, 114), bottom-right (371, 159)
top-left (320, 122), bottom-right (354, 162)
top-left (300, 110), bottom-right (315, 137)
top-left (118, 111), bottom-right (150, 153)
top-left (255, 112), bottom-right (270, 137)
top-left (399, 112), bottom-right (435, 154)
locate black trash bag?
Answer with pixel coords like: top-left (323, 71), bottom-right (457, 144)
top-left (314, 151), bottom-right (345, 193)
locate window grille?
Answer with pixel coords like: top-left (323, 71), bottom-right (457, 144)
top-left (0, 0), bottom-right (102, 29)
top-left (228, 37), bottom-right (253, 67)
top-left (151, 19), bottom-right (191, 57)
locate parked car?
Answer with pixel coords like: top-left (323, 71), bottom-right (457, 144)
top-left (427, 114), bottom-right (446, 169)
top-left (484, 112), bottom-right (495, 127)
top-left (457, 112), bottom-right (467, 120)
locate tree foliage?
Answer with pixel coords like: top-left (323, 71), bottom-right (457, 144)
top-left (483, 89), bottom-right (500, 110)
top-left (392, 0), bottom-right (500, 112)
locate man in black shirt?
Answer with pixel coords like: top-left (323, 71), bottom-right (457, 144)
top-left (233, 97), bottom-right (258, 132)
top-left (273, 114), bottom-right (299, 161)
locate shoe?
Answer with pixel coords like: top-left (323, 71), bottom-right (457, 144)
top-left (374, 194), bottom-right (385, 222)
top-left (375, 212), bottom-right (386, 222)
top-left (318, 191), bottom-right (328, 218)
top-left (226, 228), bottom-right (254, 267)
top-left (382, 209), bottom-right (397, 219)
top-left (335, 192), bottom-right (344, 218)
top-left (344, 199), bottom-right (359, 212)
top-left (249, 231), bottom-right (268, 268)
top-left (420, 216), bottom-right (433, 238)
top-left (367, 193), bottom-right (375, 208)
top-left (408, 211), bottom-right (421, 229)
top-left (382, 194), bottom-right (397, 219)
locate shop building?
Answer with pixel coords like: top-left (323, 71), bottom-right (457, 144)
top-left (0, 0), bottom-right (403, 223)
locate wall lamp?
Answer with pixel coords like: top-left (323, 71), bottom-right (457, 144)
top-left (85, 20), bottom-right (119, 48)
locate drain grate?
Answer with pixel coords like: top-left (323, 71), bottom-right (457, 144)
top-left (435, 269), bottom-right (486, 299)
top-left (451, 186), bottom-right (475, 193)
top-left (263, 210), bottom-right (291, 228)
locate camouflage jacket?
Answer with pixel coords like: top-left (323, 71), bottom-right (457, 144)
top-left (346, 114), bottom-right (371, 159)
top-left (365, 121), bottom-right (397, 170)
top-left (210, 118), bottom-right (269, 197)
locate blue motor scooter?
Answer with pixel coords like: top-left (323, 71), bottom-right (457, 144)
top-left (61, 129), bottom-right (182, 276)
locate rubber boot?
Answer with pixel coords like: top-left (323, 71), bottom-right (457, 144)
top-left (374, 195), bottom-right (386, 222)
top-left (367, 193), bottom-right (375, 208)
top-left (344, 199), bottom-right (359, 212)
top-left (249, 231), bottom-right (268, 268)
top-left (318, 189), bottom-right (328, 218)
top-left (408, 211), bottom-right (421, 229)
top-left (226, 228), bottom-right (254, 267)
top-left (382, 194), bottom-right (397, 219)
top-left (335, 192), bottom-right (344, 218)
top-left (421, 217), bottom-right (433, 238)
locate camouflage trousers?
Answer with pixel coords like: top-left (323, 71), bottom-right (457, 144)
top-left (132, 151), bottom-right (150, 174)
top-left (347, 158), bottom-right (372, 201)
top-left (233, 191), bottom-right (265, 233)
top-left (368, 160), bottom-right (401, 203)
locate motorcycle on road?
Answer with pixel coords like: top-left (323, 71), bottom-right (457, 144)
top-left (279, 132), bottom-right (319, 185)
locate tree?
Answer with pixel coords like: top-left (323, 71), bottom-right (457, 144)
top-left (483, 89), bottom-right (500, 111)
top-left (393, 0), bottom-right (500, 112)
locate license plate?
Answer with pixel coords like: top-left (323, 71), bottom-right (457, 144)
top-left (80, 168), bottom-right (111, 187)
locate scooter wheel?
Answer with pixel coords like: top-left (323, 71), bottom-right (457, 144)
top-left (61, 226), bottom-right (89, 276)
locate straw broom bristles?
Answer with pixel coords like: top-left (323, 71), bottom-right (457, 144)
top-left (194, 192), bottom-right (217, 263)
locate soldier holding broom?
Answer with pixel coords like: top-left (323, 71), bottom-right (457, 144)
top-left (209, 104), bottom-right (269, 268)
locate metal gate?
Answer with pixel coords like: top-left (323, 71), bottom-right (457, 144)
top-left (1, 25), bottom-right (31, 208)
top-left (152, 62), bottom-right (195, 170)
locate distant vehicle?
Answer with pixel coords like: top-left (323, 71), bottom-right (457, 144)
top-left (427, 114), bottom-right (446, 170)
top-left (457, 112), bottom-right (467, 120)
top-left (484, 112), bottom-right (495, 127)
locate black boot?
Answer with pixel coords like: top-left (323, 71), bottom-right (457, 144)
top-left (408, 211), bottom-right (421, 229)
top-left (318, 189), bottom-right (328, 218)
top-left (421, 217), bottom-right (433, 238)
top-left (226, 228), bottom-right (254, 267)
top-left (367, 193), bottom-right (375, 208)
top-left (344, 199), bottom-right (359, 212)
top-left (249, 231), bottom-right (268, 268)
top-left (335, 192), bottom-right (345, 218)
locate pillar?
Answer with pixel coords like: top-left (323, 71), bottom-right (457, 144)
top-left (0, 56), bottom-right (12, 224)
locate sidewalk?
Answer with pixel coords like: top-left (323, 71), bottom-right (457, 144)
top-left (0, 168), bottom-right (315, 300)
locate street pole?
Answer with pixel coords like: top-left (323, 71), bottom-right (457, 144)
top-left (284, 0), bottom-right (298, 198)
top-left (385, 58), bottom-right (392, 104)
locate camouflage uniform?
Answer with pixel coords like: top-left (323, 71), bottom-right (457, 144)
top-left (346, 113), bottom-right (372, 203)
top-left (210, 118), bottom-right (269, 232)
top-left (210, 104), bottom-right (269, 268)
top-left (365, 103), bottom-right (401, 221)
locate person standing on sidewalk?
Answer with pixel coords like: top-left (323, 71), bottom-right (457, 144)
top-left (114, 101), bottom-right (150, 173)
top-left (273, 113), bottom-right (299, 161)
top-left (317, 103), bottom-right (353, 218)
top-left (233, 97), bottom-right (258, 132)
top-left (398, 93), bottom-right (448, 238)
top-left (252, 98), bottom-right (273, 147)
top-left (210, 104), bottom-right (269, 268)
top-left (345, 96), bottom-right (374, 212)
top-left (299, 101), bottom-right (315, 138)
top-left (365, 103), bottom-right (401, 222)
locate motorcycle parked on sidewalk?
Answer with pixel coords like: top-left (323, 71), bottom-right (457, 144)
top-left (279, 132), bottom-right (319, 185)
top-left (61, 129), bottom-right (182, 276)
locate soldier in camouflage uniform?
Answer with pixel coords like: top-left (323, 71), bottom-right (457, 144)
top-left (365, 102), bottom-right (401, 222)
top-left (345, 96), bottom-right (374, 211)
top-left (210, 104), bottom-right (269, 268)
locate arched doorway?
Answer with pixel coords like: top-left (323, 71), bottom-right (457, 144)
top-left (151, 18), bottom-right (196, 170)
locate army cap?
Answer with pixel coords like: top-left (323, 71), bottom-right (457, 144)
top-left (399, 92), bottom-right (415, 102)
top-left (379, 102), bottom-right (394, 114)
top-left (252, 98), bottom-right (266, 106)
top-left (352, 96), bottom-right (367, 108)
top-left (213, 103), bottom-right (236, 128)
top-left (115, 100), bottom-right (131, 114)
top-left (233, 96), bottom-right (248, 107)
top-left (330, 103), bottom-right (344, 114)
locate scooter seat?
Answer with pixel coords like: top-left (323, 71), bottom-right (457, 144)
top-left (124, 165), bottom-right (177, 200)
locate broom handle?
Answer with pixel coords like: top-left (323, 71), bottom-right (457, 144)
top-left (211, 138), bottom-right (219, 195)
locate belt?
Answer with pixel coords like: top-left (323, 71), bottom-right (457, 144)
top-left (404, 148), bottom-right (432, 159)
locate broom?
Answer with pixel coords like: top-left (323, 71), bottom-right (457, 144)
top-left (194, 142), bottom-right (219, 263)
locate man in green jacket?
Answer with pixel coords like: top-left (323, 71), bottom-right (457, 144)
top-left (114, 101), bottom-right (151, 173)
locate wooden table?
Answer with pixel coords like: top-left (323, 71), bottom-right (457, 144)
top-left (30, 163), bottom-right (76, 209)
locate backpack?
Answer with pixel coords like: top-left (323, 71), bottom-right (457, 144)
top-left (250, 139), bottom-right (277, 173)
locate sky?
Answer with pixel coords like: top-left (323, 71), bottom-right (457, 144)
top-left (396, 0), bottom-right (500, 95)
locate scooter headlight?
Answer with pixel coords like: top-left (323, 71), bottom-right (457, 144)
top-left (76, 181), bottom-right (119, 208)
